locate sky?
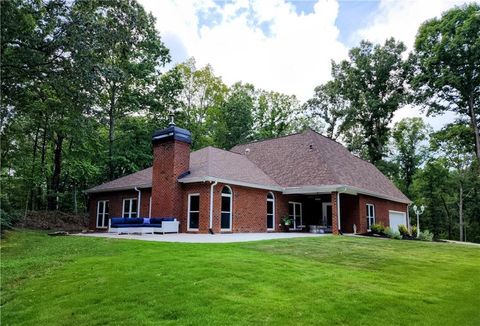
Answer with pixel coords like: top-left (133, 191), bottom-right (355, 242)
top-left (139, 0), bottom-right (474, 130)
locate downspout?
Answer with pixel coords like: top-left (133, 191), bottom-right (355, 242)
top-left (134, 187), bottom-right (141, 218)
top-left (337, 186), bottom-right (347, 234)
top-left (149, 196), bottom-right (152, 218)
top-left (209, 180), bottom-right (218, 233)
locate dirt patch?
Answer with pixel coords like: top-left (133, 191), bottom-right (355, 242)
top-left (15, 210), bottom-right (89, 232)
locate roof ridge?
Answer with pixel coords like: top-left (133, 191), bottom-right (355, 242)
top-left (231, 129), bottom-right (308, 149)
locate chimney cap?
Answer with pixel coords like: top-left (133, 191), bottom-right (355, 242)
top-left (152, 125), bottom-right (192, 145)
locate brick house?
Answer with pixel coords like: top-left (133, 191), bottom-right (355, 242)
top-left (86, 123), bottom-right (410, 234)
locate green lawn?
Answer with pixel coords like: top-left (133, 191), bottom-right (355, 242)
top-left (1, 231), bottom-right (479, 325)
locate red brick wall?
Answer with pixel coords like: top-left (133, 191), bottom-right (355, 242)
top-left (357, 194), bottom-right (408, 233)
top-left (210, 183), bottom-right (283, 233)
top-left (340, 194), bottom-right (360, 233)
top-left (89, 184), bottom-right (408, 234)
top-left (151, 140), bottom-right (190, 219)
top-left (180, 183), bottom-right (211, 233)
top-left (88, 189), bottom-right (150, 230)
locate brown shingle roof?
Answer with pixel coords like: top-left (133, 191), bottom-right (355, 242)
top-left (179, 146), bottom-right (280, 189)
top-left (231, 129), bottom-right (410, 203)
top-left (85, 167), bottom-right (152, 193)
top-left (86, 129), bottom-right (409, 203)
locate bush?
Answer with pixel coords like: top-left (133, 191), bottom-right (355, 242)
top-left (384, 227), bottom-right (401, 239)
top-left (0, 209), bottom-right (22, 234)
top-left (398, 224), bottom-right (409, 236)
top-left (418, 230), bottom-right (434, 241)
top-left (411, 225), bottom-right (417, 236)
top-left (370, 223), bottom-right (385, 234)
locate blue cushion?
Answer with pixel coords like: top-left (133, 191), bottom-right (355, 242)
top-left (150, 218), bottom-right (163, 224)
top-left (111, 217), bottom-right (127, 225)
top-left (122, 218), bottom-right (144, 224)
top-left (150, 217), bottom-right (176, 224)
top-left (143, 218), bottom-right (151, 224)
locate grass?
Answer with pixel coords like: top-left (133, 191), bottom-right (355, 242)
top-left (1, 231), bottom-right (479, 325)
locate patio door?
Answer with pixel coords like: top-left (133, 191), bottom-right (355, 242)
top-left (322, 202), bottom-right (332, 227)
top-left (289, 202), bottom-right (303, 230)
top-left (96, 200), bottom-right (109, 229)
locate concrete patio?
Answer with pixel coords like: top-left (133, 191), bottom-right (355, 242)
top-left (76, 232), bottom-right (328, 243)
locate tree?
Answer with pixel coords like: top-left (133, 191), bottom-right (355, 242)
top-left (174, 58), bottom-right (228, 150)
top-left (68, 0), bottom-right (170, 179)
top-left (254, 90), bottom-right (299, 140)
top-left (411, 3), bottom-right (480, 162)
top-left (217, 82), bottom-right (254, 149)
top-left (333, 38), bottom-right (408, 165)
top-left (411, 158), bottom-right (454, 238)
top-left (391, 117), bottom-right (431, 197)
top-left (303, 80), bottom-right (346, 140)
top-left (430, 123), bottom-right (477, 241)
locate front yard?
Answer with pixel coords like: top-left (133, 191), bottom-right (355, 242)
top-left (1, 231), bottom-right (479, 325)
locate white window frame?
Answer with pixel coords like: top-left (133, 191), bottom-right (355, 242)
top-left (221, 185), bottom-right (233, 231)
top-left (322, 202), bottom-right (332, 227)
top-left (267, 192), bottom-right (275, 231)
top-left (289, 201), bottom-right (303, 230)
top-left (122, 198), bottom-right (138, 218)
top-left (96, 200), bottom-right (109, 229)
top-left (187, 193), bottom-right (200, 231)
top-left (366, 203), bottom-right (375, 230)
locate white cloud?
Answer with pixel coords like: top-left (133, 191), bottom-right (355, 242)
top-left (140, 0), bottom-right (469, 130)
top-left (139, 0), bottom-right (348, 101)
top-left (355, 0), bottom-right (473, 49)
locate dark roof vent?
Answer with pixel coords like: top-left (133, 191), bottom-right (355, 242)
top-left (152, 125), bottom-right (192, 145)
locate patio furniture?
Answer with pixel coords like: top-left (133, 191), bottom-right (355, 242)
top-left (108, 217), bottom-right (179, 234)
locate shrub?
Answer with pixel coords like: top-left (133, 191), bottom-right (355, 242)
top-left (411, 225), bottom-right (417, 236)
top-left (0, 209), bottom-right (22, 235)
top-left (398, 225), bottom-right (409, 236)
top-left (418, 230), bottom-right (434, 241)
top-left (384, 227), bottom-right (401, 239)
top-left (370, 223), bottom-right (385, 234)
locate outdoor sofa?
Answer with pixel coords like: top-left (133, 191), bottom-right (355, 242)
top-left (108, 217), bottom-right (179, 234)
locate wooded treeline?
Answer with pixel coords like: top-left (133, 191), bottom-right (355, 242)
top-left (1, 1), bottom-right (479, 242)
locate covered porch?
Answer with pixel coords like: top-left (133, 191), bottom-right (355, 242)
top-left (283, 190), bottom-right (364, 235)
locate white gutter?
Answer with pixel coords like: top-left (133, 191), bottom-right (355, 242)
top-left (134, 187), bottom-right (141, 217)
top-left (180, 176), bottom-right (282, 192)
top-left (209, 180), bottom-right (218, 230)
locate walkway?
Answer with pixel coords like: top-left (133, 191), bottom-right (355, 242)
top-left (76, 232), bottom-right (328, 243)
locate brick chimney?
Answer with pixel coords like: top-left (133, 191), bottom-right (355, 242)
top-left (151, 123), bottom-right (191, 218)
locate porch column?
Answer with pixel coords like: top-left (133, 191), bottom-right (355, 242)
top-left (331, 192), bottom-right (339, 235)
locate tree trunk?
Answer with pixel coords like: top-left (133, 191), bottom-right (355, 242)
top-left (468, 92), bottom-right (480, 162)
top-left (29, 127), bottom-right (40, 210)
top-left (458, 183), bottom-right (464, 242)
top-left (47, 134), bottom-right (64, 210)
top-left (39, 124), bottom-right (48, 208)
top-left (440, 195), bottom-right (452, 240)
top-left (108, 87), bottom-right (116, 179)
top-left (73, 184), bottom-right (78, 214)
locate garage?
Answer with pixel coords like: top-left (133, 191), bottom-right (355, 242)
top-left (389, 211), bottom-right (407, 232)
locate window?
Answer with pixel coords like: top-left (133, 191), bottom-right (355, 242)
top-left (122, 198), bottom-right (138, 218)
top-left (96, 200), bottom-right (109, 228)
top-left (267, 192), bottom-right (275, 230)
top-left (366, 204), bottom-right (375, 229)
top-left (289, 202), bottom-right (303, 229)
top-left (221, 186), bottom-right (232, 230)
top-left (188, 194), bottom-right (200, 230)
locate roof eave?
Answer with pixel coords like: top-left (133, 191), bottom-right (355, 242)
top-left (85, 183), bottom-right (152, 194)
top-left (178, 176), bottom-right (282, 192)
top-left (283, 185), bottom-right (411, 204)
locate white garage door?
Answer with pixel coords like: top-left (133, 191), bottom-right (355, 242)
top-left (389, 211), bottom-right (406, 232)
